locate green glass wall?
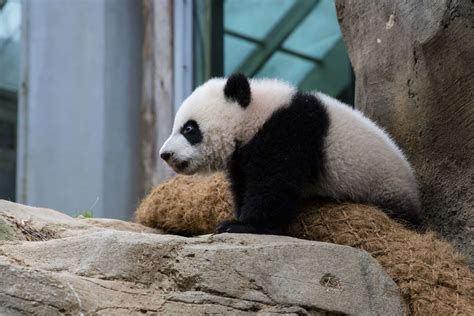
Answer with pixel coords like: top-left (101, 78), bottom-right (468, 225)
top-left (194, 0), bottom-right (354, 103)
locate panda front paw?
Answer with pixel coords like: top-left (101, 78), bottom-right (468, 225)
top-left (215, 219), bottom-right (238, 233)
top-left (215, 220), bottom-right (282, 234)
top-left (215, 220), bottom-right (260, 234)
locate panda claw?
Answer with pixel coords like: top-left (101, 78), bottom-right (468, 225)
top-left (215, 220), bottom-right (281, 235)
top-left (215, 219), bottom-right (239, 234)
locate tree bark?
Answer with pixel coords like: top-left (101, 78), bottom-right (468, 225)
top-left (336, 0), bottom-right (474, 265)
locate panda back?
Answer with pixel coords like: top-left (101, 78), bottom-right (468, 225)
top-left (312, 93), bottom-right (419, 211)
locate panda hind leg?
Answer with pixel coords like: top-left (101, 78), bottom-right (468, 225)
top-left (376, 195), bottom-right (424, 230)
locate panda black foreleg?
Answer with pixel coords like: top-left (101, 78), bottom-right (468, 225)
top-left (217, 163), bottom-right (306, 235)
top-left (216, 182), bottom-right (302, 234)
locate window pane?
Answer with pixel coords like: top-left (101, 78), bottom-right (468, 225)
top-left (0, 0), bottom-right (21, 91)
top-left (224, 35), bottom-right (257, 75)
top-left (282, 0), bottom-right (342, 59)
top-left (193, 0), bottom-right (354, 103)
top-left (224, 0), bottom-right (296, 41)
top-left (256, 52), bottom-right (315, 85)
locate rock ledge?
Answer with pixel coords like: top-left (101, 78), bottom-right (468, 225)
top-left (0, 200), bottom-right (403, 315)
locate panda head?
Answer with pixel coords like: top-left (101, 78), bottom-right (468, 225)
top-left (159, 73), bottom-right (252, 175)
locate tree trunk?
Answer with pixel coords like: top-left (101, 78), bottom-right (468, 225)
top-left (336, 0), bottom-right (474, 265)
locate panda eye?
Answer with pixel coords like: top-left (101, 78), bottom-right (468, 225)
top-left (181, 120), bottom-right (203, 145)
top-left (183, 125), bottom-right (194, 134)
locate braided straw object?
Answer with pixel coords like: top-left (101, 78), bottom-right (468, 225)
top-left (136, 173), bottom-right (474, 315)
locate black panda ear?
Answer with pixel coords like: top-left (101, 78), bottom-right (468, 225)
top-left (224, 73), bottom-right (251, 108)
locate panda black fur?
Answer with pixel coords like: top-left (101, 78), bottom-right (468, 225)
top-left (160, 73), bottom-right (422, 234)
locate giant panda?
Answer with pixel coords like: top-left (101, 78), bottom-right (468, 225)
top-left (160, 73), bottom-right (421, 234)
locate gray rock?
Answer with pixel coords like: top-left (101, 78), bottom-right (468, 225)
top-left (0, 200), bottom-right (404, 315)
top-left (0, 200), bottom-right (160, 241)
top-left (336, 0), bottom-right (474, 266)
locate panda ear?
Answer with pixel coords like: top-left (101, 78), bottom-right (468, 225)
top-left (224, 73), bottom-right (251, 108)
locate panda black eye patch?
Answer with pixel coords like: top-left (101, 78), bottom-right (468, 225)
top-left (180, 120), bottom-right (203, 145)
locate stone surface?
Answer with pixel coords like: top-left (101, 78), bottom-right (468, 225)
top-left (336, 0), bottom-right (474, 265)
top-left (0, 200), bottom-right (160, 241)
top-left (0, 200), bottom-right (403, 315)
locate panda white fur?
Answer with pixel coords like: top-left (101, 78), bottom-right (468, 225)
top-left (160, 73), bottom-right (421, 234)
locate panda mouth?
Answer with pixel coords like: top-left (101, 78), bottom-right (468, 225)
top-left (177, 160), bottom-right (189, 171)
top-left (168, 159), bottom-right (191, 174)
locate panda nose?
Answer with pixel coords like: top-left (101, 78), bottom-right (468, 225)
top-left (160, 152), bottom-right (173, 161)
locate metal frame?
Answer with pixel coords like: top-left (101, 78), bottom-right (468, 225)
top-left (0, 88), bottom-right (17, 200)
top-left (225, 29), bottom-right (322, 65)
top-left (193, 0), bottom-right (223, 86)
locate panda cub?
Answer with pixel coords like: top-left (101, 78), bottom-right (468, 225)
top-left (160, 73), bottom-right (421, 234)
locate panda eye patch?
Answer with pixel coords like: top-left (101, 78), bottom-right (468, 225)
top-left (180, 120), bottom-right (203, 145)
